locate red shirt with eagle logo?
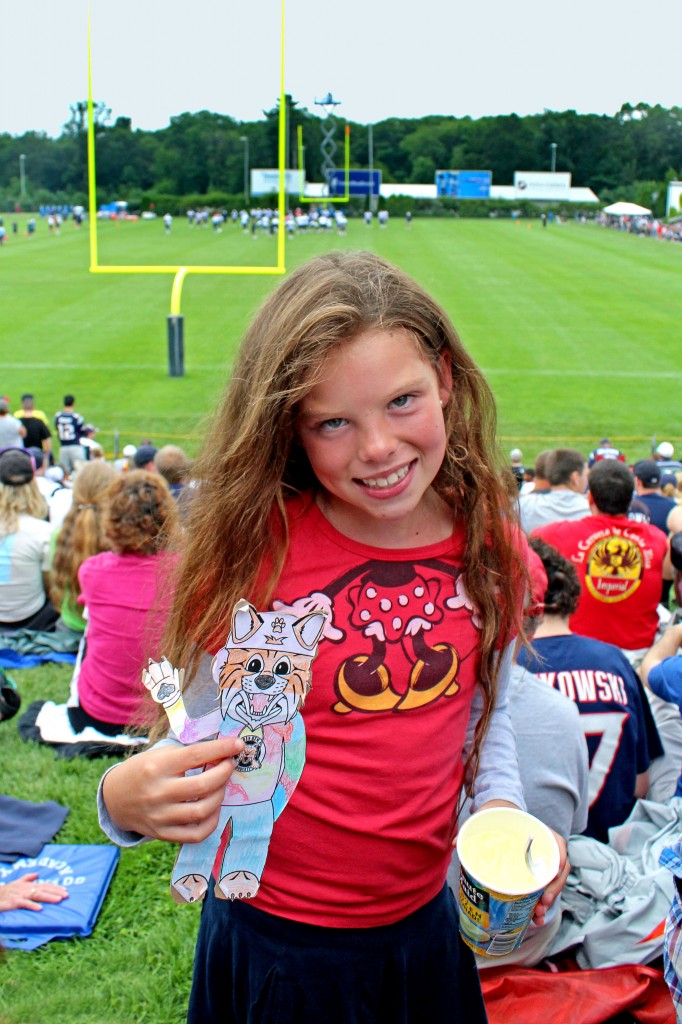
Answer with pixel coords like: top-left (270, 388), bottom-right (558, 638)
top-left (534, 513), bottom-right (668, 651)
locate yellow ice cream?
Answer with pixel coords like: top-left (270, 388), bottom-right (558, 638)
top-left (458, 809), bottom-right (558, 894)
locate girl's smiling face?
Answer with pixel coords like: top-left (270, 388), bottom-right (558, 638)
top-left (297, 328), bottom-right (453, 548)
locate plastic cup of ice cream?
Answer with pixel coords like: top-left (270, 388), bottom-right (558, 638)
top-left (456, 807), bottom-right (560, 958)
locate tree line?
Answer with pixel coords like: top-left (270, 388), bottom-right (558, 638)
top-left (1, 99), bottom-right (681, 217)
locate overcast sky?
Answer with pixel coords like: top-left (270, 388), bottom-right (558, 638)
top-left (2, 0), bottom-right (679, 138)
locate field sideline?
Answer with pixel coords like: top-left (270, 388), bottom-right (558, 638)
top-left (3, 213), bottom-right (682, 465)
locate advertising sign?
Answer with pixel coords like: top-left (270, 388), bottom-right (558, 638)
top-left (251, 169), bottom-right (304, 196)
top-left (328, 169), bottom-right (382, 197)
top-left (513, 172), bottom-right (571, 200)
top-left (436, 171), bottom-right (492, 198)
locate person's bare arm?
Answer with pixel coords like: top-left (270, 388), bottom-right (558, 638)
top-left (639, 623), bottom-right (682, 686)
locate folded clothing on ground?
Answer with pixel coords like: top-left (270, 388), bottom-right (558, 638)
top-left (0, 795), bottom-right (70, 862)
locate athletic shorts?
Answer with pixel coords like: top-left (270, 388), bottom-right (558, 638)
top-left (188, 882), bottom-right (487, 1024)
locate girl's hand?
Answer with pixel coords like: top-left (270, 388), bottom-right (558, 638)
top-left (454, 803), bottom-right (570, 926)
top-left (102, 737), bottom-right (245, 843)
top-left (0, 872), bottom-right (69, 913)
top-left (532, 829), bottom-right (569, 924)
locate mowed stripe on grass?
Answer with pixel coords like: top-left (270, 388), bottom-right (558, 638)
top-left (3, 215), bottom-right (681, 461)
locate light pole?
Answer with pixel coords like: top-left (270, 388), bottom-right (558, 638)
top-left (240, 136), bottom-right (249, 206)
top-left (19, 154), bottom-right (26, 195)
top-left (368, 123), bottom-right (377, 213)
top-left (550, 142), bottom-right (557, 173)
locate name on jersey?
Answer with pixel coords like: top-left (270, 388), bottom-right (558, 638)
top-left (536, 669), bottom-right (628, 705)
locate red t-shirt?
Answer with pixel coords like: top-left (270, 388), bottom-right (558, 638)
top-left (239, 498), bottom-right (492, 927)
top-left (534, 514), bottom-right (667, 650)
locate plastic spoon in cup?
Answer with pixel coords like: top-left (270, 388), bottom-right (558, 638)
top-left (525, 834), bottom-right (539, 878)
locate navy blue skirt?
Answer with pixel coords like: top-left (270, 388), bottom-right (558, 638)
top-left (188, 883), bottom-right (487, 1024)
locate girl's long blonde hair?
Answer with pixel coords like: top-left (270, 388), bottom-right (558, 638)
top-left (162, 251), bottom-right (525, 768)
top-left (50, 461), bottom-right (118, 608)
top-left (0, 481), bottom-right (47, 536)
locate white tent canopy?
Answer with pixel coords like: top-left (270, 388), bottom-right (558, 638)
top-left (602, 201), bottom-right (652, 216)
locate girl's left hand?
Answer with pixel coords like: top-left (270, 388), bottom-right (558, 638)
top-left (460, 802), bottom-right (570, 926)
top-left (532, 830), bottom-right (569, 925)
top-left (0, 872), bottom-right (69, 913)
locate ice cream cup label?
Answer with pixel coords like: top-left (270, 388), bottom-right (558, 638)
top-left (456, 807), bottom-right (560, 958)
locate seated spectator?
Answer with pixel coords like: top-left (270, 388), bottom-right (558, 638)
top-left (656, 441), bottom-right (676, 462)
top-left (661, 472), bottom-right (680, 499)
top-left (639, 622), bottom-right (682, 802)
top-left (509, 447), bottom-right (524, 491)
top-left (533, 460), bottom-right (668, 662)
top-left (113, 443), bottom-right (137, 474)
top-left (519, 448), bottom-right (590, 533)
top-left (525, 450), bottom-right (552, 494)
top-left (633, 460), bottom-right (682, 536)
top-left (80, 424), bottom-right (101, 462)
top-left (518, 536), bottom-right (662, 842)
top-left (50, 461), bottom-right (118, 634)
top-left (132, 444), bottom-right (158, 472)
top-left (0, 448), bottom-right (58, 632)
top-left (448, 548), bottom-right (588, 966)
top-left (43, 465), bottom-right (73, 529)
top-left (66, 471), bottom-right (178, 734)
top-left (154, 445), bottom-right (192, 500)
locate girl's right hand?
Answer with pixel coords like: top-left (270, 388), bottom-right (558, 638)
top-left (101, 737), bottom-right (245, 844)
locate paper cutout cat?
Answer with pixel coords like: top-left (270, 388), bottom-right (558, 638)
top-left (143, 598), bottom-right (326, 904)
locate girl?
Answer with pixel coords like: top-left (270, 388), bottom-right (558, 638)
top-left (50, 460), bottom-right (118, 634)
top-left (100, 251), bottom-right (567, 1023)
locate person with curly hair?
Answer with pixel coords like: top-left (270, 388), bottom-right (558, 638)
top-left (0, 447), bottom-right (58, 631)
top-left (67, 471), bottom-right (179, 735)
top-left (50, 461), bottom-right (118, 634)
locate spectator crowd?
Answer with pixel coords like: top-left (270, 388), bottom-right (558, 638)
top-left (3, 390), bottom-right (682, 1013)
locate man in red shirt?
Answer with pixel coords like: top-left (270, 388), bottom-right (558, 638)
top-left (533, 460), bottom-right (668, 661)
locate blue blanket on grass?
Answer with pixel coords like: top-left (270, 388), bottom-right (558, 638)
top-left (0, 627), bottom-right (79, 668)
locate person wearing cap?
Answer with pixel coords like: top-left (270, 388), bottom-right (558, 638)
top-left (14, 394), bottom-right (52, 458)
top-left (588, 437), bottom-right (626, 469)
top-left (655, 442), bottom-right (676, 462)
top-left (0, 448), bottom-right (59, 631)
top-left (132, 444), bottom-right (158, 472)
top-left (508, 447), bottom-right (524, 491)
top-left (113, 444), bottom-right (137, 474)
top-left (633, 459), bottom-right (682, 537)
top-left (80, 424), bottom-right (100, 462)
top-left (533, 460), bottom-right (668, 663)
top-left (518, 535), bottom-right (662, 842)
top-left (0, 400), bottom-right (26, 449)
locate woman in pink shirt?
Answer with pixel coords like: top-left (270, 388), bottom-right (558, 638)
top-left (70, 471), bottom-right (178, 735)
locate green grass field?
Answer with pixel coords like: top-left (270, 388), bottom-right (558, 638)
top-left (3, 214), bottom-right (679, 1020)
top-left (3, 213), bottom-right (682, 466)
